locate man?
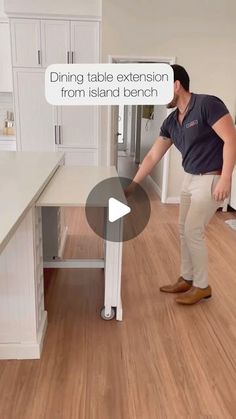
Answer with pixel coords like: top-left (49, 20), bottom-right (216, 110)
top-left (126, 64), bottom-right (236, 305)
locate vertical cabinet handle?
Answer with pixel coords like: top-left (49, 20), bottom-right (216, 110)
top-left (71, 51), bottom-right (74, 64)
top-left (67, 51), bottom-right (70, 64)
top-left (55, 126), bottom-right (62, 145)
top-left (58, 125), bottom-right (62, 145)
top-left (54, 125), bottom-right (58, 145)
top-left (38, 50), bottom-right (41, 65)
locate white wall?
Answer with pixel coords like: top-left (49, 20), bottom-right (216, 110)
top-left (4, 0), bottom-right (102, 16)
top-left (140, 106), bottom-right (166, 160)
top-left (102, 0), bottom-right (236, 198)
top-left (141, 106), bottom-right (168, 194)
top-left (102, 0), bottom-right (236, 112)
top-left (167, 147), bottom-right (182, 202)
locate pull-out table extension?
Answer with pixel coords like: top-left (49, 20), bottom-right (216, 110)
top-left (0, 152), bottom-right (123, 360)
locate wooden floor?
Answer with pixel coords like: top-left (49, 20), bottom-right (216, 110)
top-left (1, 175), bottom-right (236, 418)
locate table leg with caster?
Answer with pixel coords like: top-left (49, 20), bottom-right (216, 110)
top-left (102, 215), bottom-right (123, 321)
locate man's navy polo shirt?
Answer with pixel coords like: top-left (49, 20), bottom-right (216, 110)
top-left (159, 93), bottom-right (229, 174)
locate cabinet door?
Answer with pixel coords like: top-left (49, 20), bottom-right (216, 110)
top-left (10, 19), bottom-right (41, 67)
top-left (57, 106), bottom-right (99, 148)
top-left (70, 21), bottom-right (99, 63)
top-left (0, 23), bottom-right (13, 91)
top-left (14, 70), bottom-right (56, 151)
top-left (41, 20), bottom-right (70, 67)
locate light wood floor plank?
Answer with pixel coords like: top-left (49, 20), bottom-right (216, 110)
top-left (0, 180), bottom-right (236, 418)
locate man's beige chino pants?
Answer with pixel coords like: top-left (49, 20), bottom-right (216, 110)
top-left (179, 173), bottom-right (223, 288)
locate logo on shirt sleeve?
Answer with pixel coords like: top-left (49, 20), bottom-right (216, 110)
top-left (186, 120), bottom-right (198, 129)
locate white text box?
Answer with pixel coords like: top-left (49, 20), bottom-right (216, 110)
top-left (45, 63), bottom-right (174, 106)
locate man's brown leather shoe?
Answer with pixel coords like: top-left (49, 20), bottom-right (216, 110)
top-left (176, 286), bottom-right (212, 305)
top-left (160, 277), bottom-right (192, 293)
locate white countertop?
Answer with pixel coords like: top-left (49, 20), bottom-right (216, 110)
top-left (0, 151), bottom-right (64, 253)
top-left (36, 165), bottom-right (120, 207)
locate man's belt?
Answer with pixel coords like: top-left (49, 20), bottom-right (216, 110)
top-left (199, 170), bottom-right (222, 176)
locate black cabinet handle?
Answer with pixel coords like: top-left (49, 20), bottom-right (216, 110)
top-left (58, 125), bottom-right (62, 145)
top-left (54, 125), bottom-right (58, 145)
top-left (38, 50), bottom-right (41, 65)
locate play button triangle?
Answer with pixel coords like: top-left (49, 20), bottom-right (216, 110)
top-left (108, 197), bottom-right (131, 223)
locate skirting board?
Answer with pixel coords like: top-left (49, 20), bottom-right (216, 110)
top-left (163, 197), bottom-right (226, 206)
top-left (147, 176), bottom-right (180, 204)
top-left (147, 175), bottom-right (162, 199)
top-left (0, 311), bottom-right (48, 360)
top-left (166, 197), bottom-right (180, 204)
top-left (147, 176), bottom-right (227, 207)
top-left (225, 219), bottom-right (236, 230)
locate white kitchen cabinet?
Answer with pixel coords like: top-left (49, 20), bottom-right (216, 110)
top-left (230, 168), bottom-right (236, 210)
top-left (41, 20), bottom-right (70, 67)
top-left (14, 69), bottom-right (56, 151)
top-left (13, 69), bottom-right (99, 158)
top-left (57, 105), bottom-right (99, 148)
top-left (71, 21), bottom-right (99, 63)
top-left (0, 23), bottom-right (13, 91)
top-left (10, 19), bottom-right (41, 67)
top-left (0, 152), bottom-right (64, 358)
top-left (10, 17), bottom-right (100, 164)
top-left (10, 18), bottom-right (99, 67)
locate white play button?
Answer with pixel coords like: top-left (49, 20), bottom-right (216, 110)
top-left (86, 177), bottom-right (151, 241)
top-left (108, 197), bottom-right (131, 223)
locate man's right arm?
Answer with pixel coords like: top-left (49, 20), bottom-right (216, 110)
top-left (127, 136), bottom-right (172, 194)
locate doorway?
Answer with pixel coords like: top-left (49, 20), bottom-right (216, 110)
top-left (117, 106), bottom-right (126, 152)
top-left (117, 105), bottom-right (138, 178)
top-left (107, 55), bottom-right (176, 203)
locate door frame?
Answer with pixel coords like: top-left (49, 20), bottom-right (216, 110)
top-left (106, 55), bottom-right (176, 203)
top-left (117, 105), bottom-right (127, 151)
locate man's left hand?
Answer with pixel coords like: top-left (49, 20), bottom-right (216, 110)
top-left (213, 177), bottom-right (231, 201)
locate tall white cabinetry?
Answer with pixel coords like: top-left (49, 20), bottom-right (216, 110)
top-left (14, 69), bottom-right (55, 151)
top-left (0, 22), bottom-right (13, 92)
top-left (10, 17), bottom-right (100, 165)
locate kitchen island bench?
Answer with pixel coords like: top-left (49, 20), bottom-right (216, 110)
top-left (0, 152), bottom-right (123, 360)
top-left (0, 151), bottom-right (64, 359)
